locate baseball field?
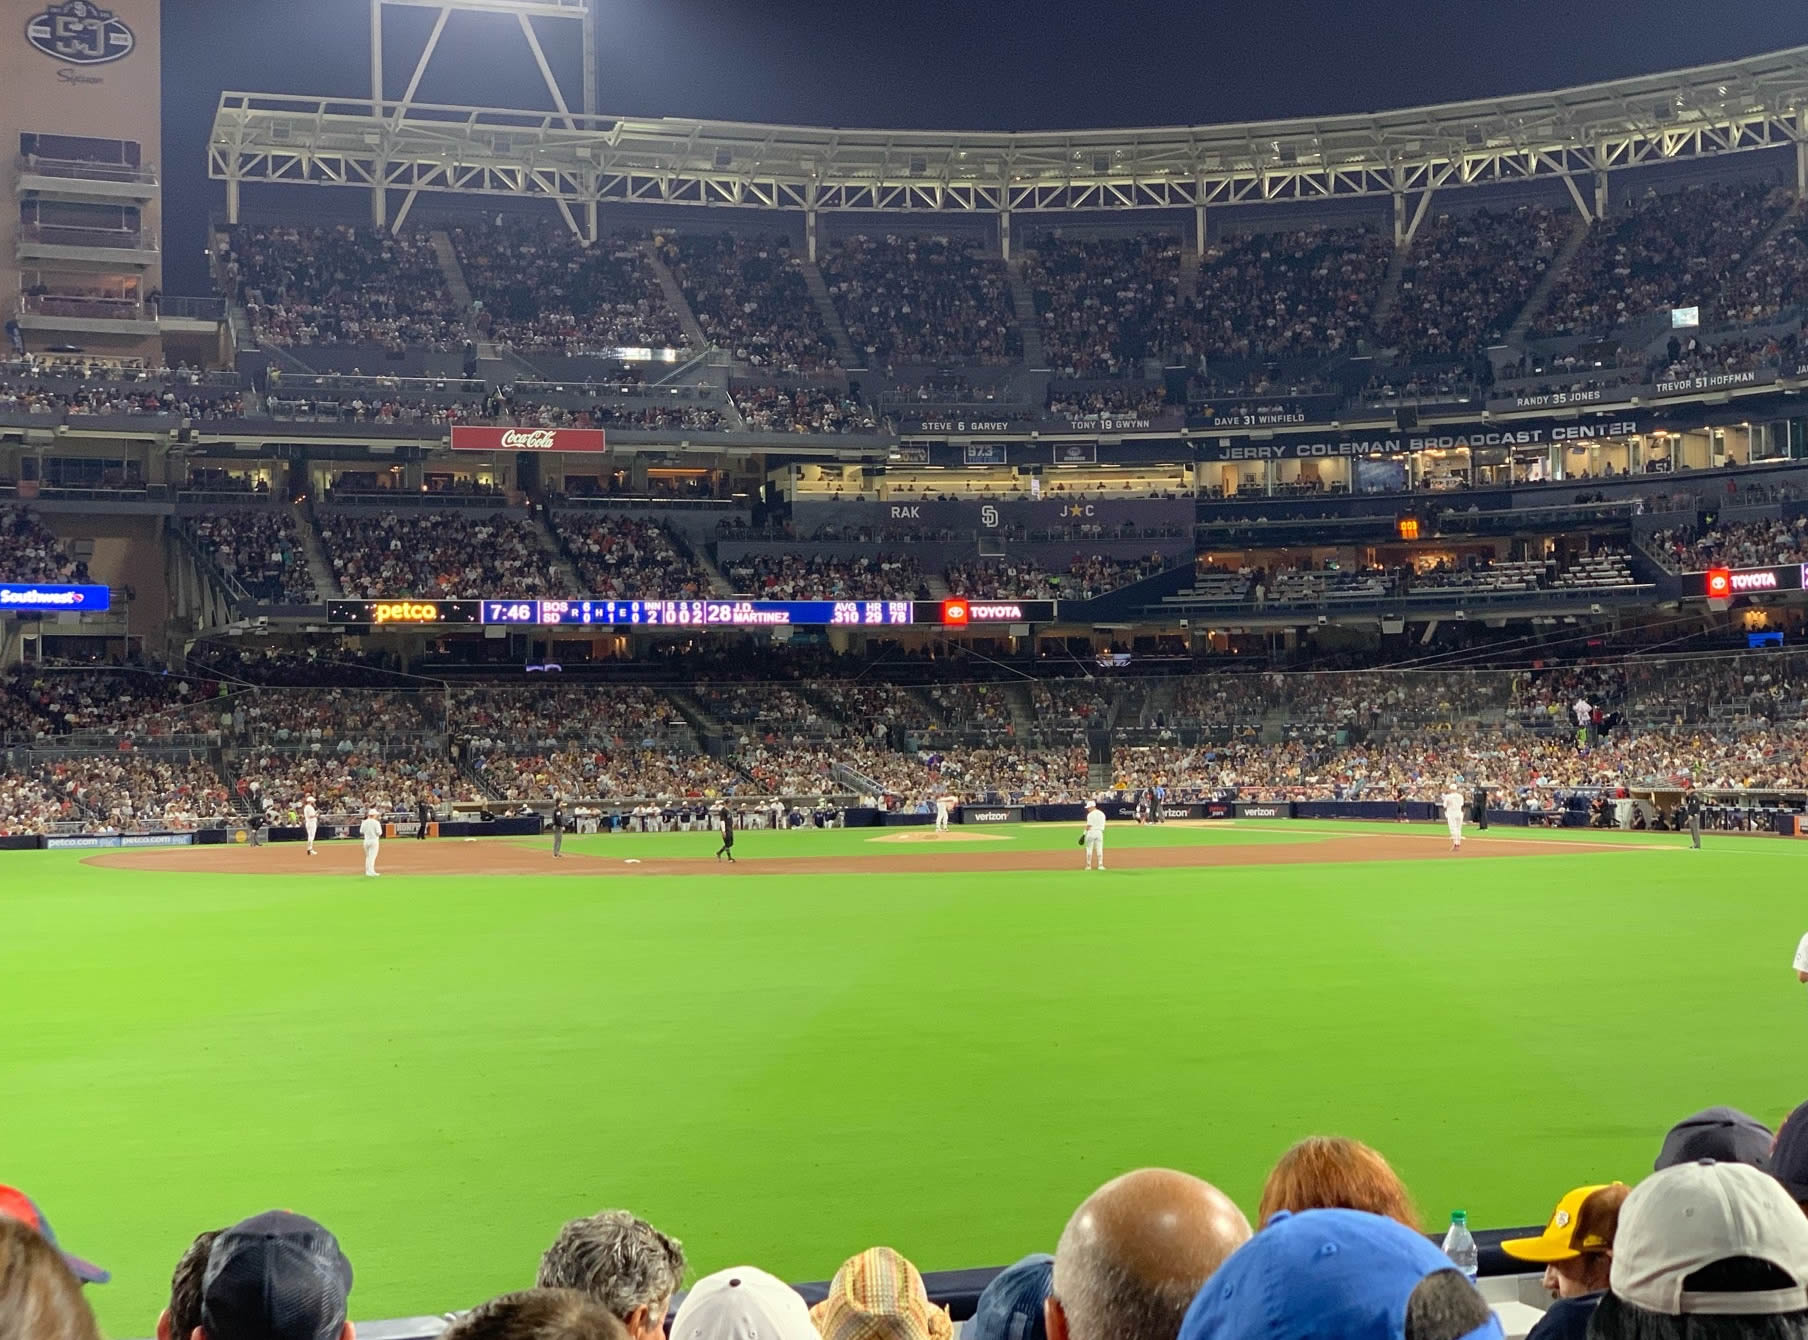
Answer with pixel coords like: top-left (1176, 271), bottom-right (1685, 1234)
top-left (4, 818), bottom-right (1804, 1334)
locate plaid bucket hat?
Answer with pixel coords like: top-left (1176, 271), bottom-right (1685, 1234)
top-left (810, 1248), bottom-right (952, 1340)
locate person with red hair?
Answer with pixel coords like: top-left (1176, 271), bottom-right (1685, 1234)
top-left (1257, 1136), bottom-right (1420, 1230)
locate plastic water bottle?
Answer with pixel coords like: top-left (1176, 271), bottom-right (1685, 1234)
top-left (1442, 1210), bottom-right (1479, 1285)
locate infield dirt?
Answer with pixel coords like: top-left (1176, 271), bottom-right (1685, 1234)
top-left (86, 830), bottom-right (1655, 878)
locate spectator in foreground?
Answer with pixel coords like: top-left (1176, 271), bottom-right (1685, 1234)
top-left (968, 1255), bottom-right (1053, 1340)
top-left (0, 1216), bottom-right (102, 1340)
top-left (811, 1246), bottom-right (951, 1340)
top-left (1256, 1135), bottom-right (1420, 1229)
top-left (1176, 1208), bottom-right (1503, 1340)
top-left (1499, 1184), bottom-right (1627, 1340)
top-left (443, 1290), bottom-right (630, 1340)
top-left (536, 1211), bottom-right (687, 1340)
top-left (1046, 1169), bottom-right (1251, 1340)
top-left (1771, 1100), bottom-right (1808, 1212)
top-left (671, 1267), bottom-right (816, 1340)
top-left (199, 1211), bottom-right (354, 1340)
top-left (1654, 1107), bottom-right (1774, 1170)
top-left (157, 1229), bottom-right (223, 1340)
top-left (1591, 1160), bottom-right (1808, 1340)
top-left (0, 1185), bottom-right (109, 1285)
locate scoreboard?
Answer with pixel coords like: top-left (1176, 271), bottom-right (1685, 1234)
top-left (325, 598), bottom-right (1058, 627)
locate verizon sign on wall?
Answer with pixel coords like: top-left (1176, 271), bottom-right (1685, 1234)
top-left (449, 427), bottom-right (608, 453)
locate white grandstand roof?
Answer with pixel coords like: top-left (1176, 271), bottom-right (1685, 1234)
top-left (210, 44), bottom-right (1808, 214)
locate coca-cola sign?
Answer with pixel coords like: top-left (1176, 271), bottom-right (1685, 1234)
top-left (449, 426), bottom-right (608, 453)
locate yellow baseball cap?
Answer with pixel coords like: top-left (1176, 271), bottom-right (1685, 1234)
top-left (1500, 1184), bottom-right (1629, 1263)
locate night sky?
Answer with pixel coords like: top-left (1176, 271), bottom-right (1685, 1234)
top-left (160, 0), bottom-right (1808, 291)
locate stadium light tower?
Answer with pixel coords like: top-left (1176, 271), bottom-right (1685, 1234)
top-left (367, 0), bottom-right (596, 233)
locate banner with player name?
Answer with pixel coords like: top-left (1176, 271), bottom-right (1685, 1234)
top-left (1187, 395), bottom-right (1342, 430)
top-left (793, 496), bottom-right (1195, 536)
top-left (449, 426), bottom-right (607, 452)
top-left (894, 407), bottom-right (1185, 435)
top-left (1194, 415), bottom-right (1650, 462)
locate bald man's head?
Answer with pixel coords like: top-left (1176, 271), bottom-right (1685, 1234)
top-left (1045, 1169), bottom-right (1252, 1340)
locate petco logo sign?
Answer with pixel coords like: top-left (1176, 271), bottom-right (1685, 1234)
top-left (450, 426), bottom-right (607, 453)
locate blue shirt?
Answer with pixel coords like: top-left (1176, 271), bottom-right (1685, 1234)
top-left (1526, 1292), bottom-right (1601, 1340)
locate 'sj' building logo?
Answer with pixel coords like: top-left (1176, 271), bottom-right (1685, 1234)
top-left (25, 1), bottom-right (135, 65)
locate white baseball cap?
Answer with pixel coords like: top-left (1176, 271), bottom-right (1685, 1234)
top-left (671, 1267), bottom-right (816, 1340)
top-left (1611, 1160), bottom-right (1808, 1315)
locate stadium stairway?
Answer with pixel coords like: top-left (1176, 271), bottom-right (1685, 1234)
top-left (1367, 242), bottom-right (1413, 334)
top-left (1178, 247), bottom-right (1203, 303)
top-left (1259, 703), bottom-right (1291, 744)
top-left (428, 231), bottom-right (476, 319)
top-left (800, 259), bottom-right (863, 370)
top-left (527, 512), bottom-right (586, 592)
top-left (691, 539), bottom-right (737, 596)
top-left (642, 243), bottom-right (712, 353)
top-left (296, 502), bottom-right (341, 598)
top-left (1006, 260), bottom-right (1047, 370)
top-left (922, 570), bottom-right (952, 599)
top-left (1730, 202), bottom-right (1805, 289)
top-left (1505, 213), bottom-right (1592, 343)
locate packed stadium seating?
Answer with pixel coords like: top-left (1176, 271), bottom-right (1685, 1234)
top-left (224, 223), bottom-right (464, 349)
top-left (662, 233), bottom-right (838, 372)
top-left (451, 223), bottom-right (685, 353)
top-left (1024, 232), bottom-right (1185, 377)
top-left (0, 506), bottom-right (87, 584)
top-left (317, 510), bottom-right (570, 599)
top-left (1378, 205), bottom-right (1568, 358)
top-left (821, 234), bottom-right (1019, 363)
top-left (1649, 516), bottom-right (1808, 570)
top-left (549, 514), bottom-right (711, 598)
top-left (185, 510), bottom-right (316, 602)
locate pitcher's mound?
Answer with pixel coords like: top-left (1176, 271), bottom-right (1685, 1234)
top-left (866, 831), bottom-right (1012, 843)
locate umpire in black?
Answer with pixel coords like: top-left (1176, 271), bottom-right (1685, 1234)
top-left (550, 795), bottom-right (567, 858)
top-left (715, 806), bottom-right (736, 863)
top-left (1471, 783), bottom-right (1488, 831)
top-left (1682, 789), bottom-right (1703, 849)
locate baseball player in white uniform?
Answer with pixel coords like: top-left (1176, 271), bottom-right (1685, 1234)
top-left (1793, 932), bottom-right (1808, 985)
top-left (303, 795), bottom-right (319, 855)
top-left (1083, 800), bottom-right (1107, 870)
top-left (1441, 785), bottom-right (1466, 850)
top-left (359, 807), bottom-right (383, 877)
top-left (934, 794), bottom-right (956, 833)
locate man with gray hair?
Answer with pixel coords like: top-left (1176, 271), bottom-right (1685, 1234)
top-left (535, 1211), bottom-right (685, 1340)
top-left (1044, 1168), bottom-right (1251, 1340)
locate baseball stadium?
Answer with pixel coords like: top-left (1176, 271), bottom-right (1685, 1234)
top-left (8, 5), bottom-right (1808, 1340)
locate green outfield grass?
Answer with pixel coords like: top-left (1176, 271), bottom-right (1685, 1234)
top-left (3, 820), bottom-right (1803, 1334)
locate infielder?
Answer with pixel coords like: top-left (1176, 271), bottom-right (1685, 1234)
top-left (1794, 930), bottom-right (1808, 985)
top-left (1440, 784), bottom-right (1466, 850)
top-left (934, 794), bottom-right (956, 833)
top-left (302, 795), bottom-right (319, 856)
top-left (1083, 799), bottom-right (1107, 870)
top-left (359, 807), bottom-right (383, 877)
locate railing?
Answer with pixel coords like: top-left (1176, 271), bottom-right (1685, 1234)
top-left (159, 295), bottom-right (226, 321)
top-left (17, 293), bottom-right (147, 321)
top-left (17, 155), bottom-right (157, 185)
top-left (18, 222), bottom-right (157, 251)
top-left (0, 357), bottom-right (241, 388)
top-left (267, 372), bottom-right (485, 394)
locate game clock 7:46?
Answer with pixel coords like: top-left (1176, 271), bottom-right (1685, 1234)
top-left (484, 601), bottom-right (539, 624)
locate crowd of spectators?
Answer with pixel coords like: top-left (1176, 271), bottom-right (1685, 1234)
top-left (453, 685), bottom-right (689, 751)
top-left (550, 514), bottom-right (709, 598)
top-left (318, 510), bottom-right (570, 599)
top-left (0, 753), bottom-right (229, 833)
top-left (1379, 205), bottom-right (1566, 358)
top-left (662, 233), bottom-right (837, 372)
top-left (0, 669), bottom-right (232, 742)
top-left (1025, 232), bottom-right (1185, 377)
top-left (1534, 181), bottom-right (1792, 337)
top-left (0, 383), bottom-right (244, 418)
top-left (231, 747), bottom-right (474, 814)
top-left (186, 510), bottom-right (315, 602)
top-left (470, 745), bottom-right (745, 801)
top-left (225, 224), bottom-right (463, 349)
top-left (1718, 203), bottom-right (1808, 325)
top-left (822, 234), bottom-right (1019, 364)
top-left (1160, 225), bottom-right (1394, 360)
top-left (731, 383), bottom-right (878, 433)
top-left (722, 551), bottom-right (926, 600)
top-left (1649, 515), bottom-right (1808, 570)
top-left (946, 553), bottom-right (1168, 599)
top-left (0, 505), bottom-right (86, 584)
top-left (451, 223), bottom-right (685, 354)
top-left (1046, 385), bottom-right (1168, 417)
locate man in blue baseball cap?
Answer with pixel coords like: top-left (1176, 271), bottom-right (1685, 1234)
top-left (1177, 1208), bottom-right (1503, 1340)
top-left (969, 1255), bottom-right (1053, 1340)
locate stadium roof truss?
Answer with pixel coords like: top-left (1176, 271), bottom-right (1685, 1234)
top-left (210, 44), bottom-right (1808, 245)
